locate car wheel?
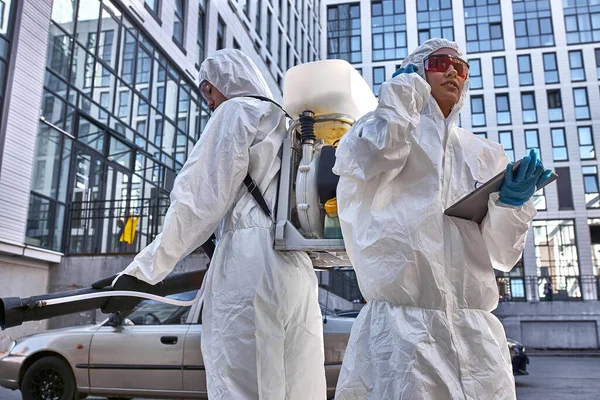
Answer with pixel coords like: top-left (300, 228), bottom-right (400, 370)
top-left (21, 356), bottom-right (79, 400)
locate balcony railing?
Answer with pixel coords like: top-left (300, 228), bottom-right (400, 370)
top-left (497, 275), bottom-right (599, 301)
top-left (65, 197), bottom-right (170, 255)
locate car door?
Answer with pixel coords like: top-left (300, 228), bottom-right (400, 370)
top-left (182, 304), bottom-right (207, 394)
top-left (87, 291), bottom-right (198, 394)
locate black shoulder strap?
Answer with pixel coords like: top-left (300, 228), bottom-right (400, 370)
top-left (201, 96), bottom-right (286, 260)
top-left (243, 95), bottom-right (293, 120)
top-left (244, 174), bottom-right (272, 219)
top-left (240, 94), bottom-right (292, 220)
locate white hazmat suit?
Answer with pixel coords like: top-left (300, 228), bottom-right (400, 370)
top-left (333, 39), bottom-right (535, 399)
top-left (120, 49), bottom-right (326, 400)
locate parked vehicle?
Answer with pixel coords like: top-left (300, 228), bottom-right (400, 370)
top-left (507, 338), bottom-right (529, 375)
top-left (0, 291), bottom-right (354, 399)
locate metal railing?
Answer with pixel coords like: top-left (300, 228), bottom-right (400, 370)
top-left (65, 197), bottom-right (170, 255)
top-left (497, 275), bottom-right (599, 301)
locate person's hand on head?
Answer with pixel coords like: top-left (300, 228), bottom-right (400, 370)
top-left (392, 64), bottom-right (419, 78)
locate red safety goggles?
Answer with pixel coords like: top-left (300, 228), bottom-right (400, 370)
top-left (424, 54), bottom-right (470, 79)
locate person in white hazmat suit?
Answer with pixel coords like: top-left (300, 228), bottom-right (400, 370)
top-left (106, 49), bottom-right (326, 399)
top-left (332, 38), bottom-right (551, 399)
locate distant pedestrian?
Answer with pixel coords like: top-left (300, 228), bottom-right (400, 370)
top-left (544, 280), bottom-right (554, 301)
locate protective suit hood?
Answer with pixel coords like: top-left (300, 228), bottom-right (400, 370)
top-left (199, 49), bottom-right (273, 100)
top-left (397, 38), bottom-right (469, 119)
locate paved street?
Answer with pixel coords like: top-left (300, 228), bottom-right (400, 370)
top-left (515, 356), bottom-right (600, 399)
top-left (0, 356), bottom-right (598, 399)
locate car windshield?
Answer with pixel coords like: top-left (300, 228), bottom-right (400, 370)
top-left (121, 290), bottom-right (198, 325)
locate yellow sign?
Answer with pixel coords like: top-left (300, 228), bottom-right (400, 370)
top-left (120, 216), bottom-right (139, 244)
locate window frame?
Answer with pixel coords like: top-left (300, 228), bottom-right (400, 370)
top-left (568, 50), bottom-right (586, 82)
top-left (551, 127), bottom-right (568, 161)
top-left (144, 0), bottom-right (162, 24)
top-left (172, 0), bottom-right (187, 50)
top-left (495, 93), bottom-right (511, 125)
top-left (517, 54), bottom-right (533, 86)
top-left (468, 58), bottom-right (483, 89)
top-left (543, 52), bottom-right (559, 84)
top-left (521, 92), bottom-right (537, 124)
top-left (573, 87), bottom-right (591, 121)
top-left (578, 126), bottom-right (595, 160)
top-left (547, 89), bottom-right (563, 122)
top-left (492, 56), bottom-right (508, 88)
top-left (470, 95), bottom-right (486, 127)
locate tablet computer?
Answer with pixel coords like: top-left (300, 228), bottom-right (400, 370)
top-left (444, 161), bottom-right (558, 224)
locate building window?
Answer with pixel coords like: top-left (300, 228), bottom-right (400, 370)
top-left (547, 89), bottom-right (563, 122)
top-left (493, 57), bottom-right (507, 87)
top-left (495, 93), bottom-right (511, 125)
top-left (173, 0), bottom-right (186, 47)
top-left (145, 0), bottom-right (161, 18)
top-left (584, 166), bottom-right (600, 208)
top-left (551, 127), bottom-right (568, 161)
top-left (469, 58), bottom-right (482, 89)
top-left (533, 220), bottom-right (581, 300)
top-left (499, 131), bottom-right (514, 162)
top-left (471, 95), bottom-right (486, 127)
top-left (266, 9), bottom-right (272, 53)
top-left (195, 3), bottom-right (206, 69)
top-left (573, 88), bottom-right (590, 120)
top-left (464, 0), bottom-right (504, 53)
top-left (569, 50), bottom-right (586, 82)
top-left (29, 0), bottom-right (211, 253)
top-left (543, 52), bottom-right (559, 84)
top-left (521, 92), bottom-right (537, 124)
top-left (217, 16), bottom-right (226, 50)
top-left (563, 1), bottom-right (600, 44)
top-left (327, 3), bottom-right (361, 63)
top-left (373, 66), bottom-right (385, 97)
top-left (513, 0), bottom-right (554, 49)
top-left (518, 55), bottom-right (533, 86)
top-left (596, 48), bottom-right (600, 80)
top-left (417, 0), bottom-right (454, 45)
top-left (372, 1), bottom-right (406, 61)
top-left (278, 29), bottom-right (284, 69)
top-left (578, 126), bottom-right (595, 160)
top-left (525, 129), bottom-right (540, 154)
top-left (256, 0), bottom-right (262, 38)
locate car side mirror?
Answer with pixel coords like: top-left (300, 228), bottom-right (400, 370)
top-left (105, 311), bottom-right (124, 327)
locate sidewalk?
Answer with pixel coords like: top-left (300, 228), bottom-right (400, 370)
top-left (526, 349), bottom-right (600, 357)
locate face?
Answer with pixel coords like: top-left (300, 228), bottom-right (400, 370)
top-left (200, 81), bottom-right (228, 111)
top-left (424, 48), bottom-right (468, 117)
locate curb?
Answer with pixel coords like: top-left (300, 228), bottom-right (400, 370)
top-left (527, 351), bottom-right (600, 357)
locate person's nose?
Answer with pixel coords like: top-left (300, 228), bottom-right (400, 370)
top-left (445, 65), bottom-right (458, 78)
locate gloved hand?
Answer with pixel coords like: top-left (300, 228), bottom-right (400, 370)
top-left (499, 149), bottom-right (553, 206)
top-left (392, 64), bottom-right (418, 78)
top-left (92, 274), bottom-right (155, 314)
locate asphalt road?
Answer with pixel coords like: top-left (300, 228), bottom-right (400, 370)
top-left (0, 356), bottom-right (598, 399)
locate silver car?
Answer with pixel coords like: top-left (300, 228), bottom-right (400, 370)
top-left (0, 291), bottom-right (354, 399)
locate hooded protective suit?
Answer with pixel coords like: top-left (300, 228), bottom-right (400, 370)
top-left (333, 38), bottom-right (534, 399)
top-left (120, 49), bottom-right (326, 400)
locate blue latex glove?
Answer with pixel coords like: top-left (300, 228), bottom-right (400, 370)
top-left (499, 149), bottom-right (553, 206)
top-left (392, 64), bottom-right (418, 78)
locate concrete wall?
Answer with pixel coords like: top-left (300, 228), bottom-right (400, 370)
top-left (495, 301), bottom-right (600, 349)
top-left (0, 255), bottom-right (51, 350)
top-left (47, 251), bottom-right (210, 329)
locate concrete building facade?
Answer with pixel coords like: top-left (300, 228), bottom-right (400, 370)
top-left (321, 0), bottom-right (600, 349)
